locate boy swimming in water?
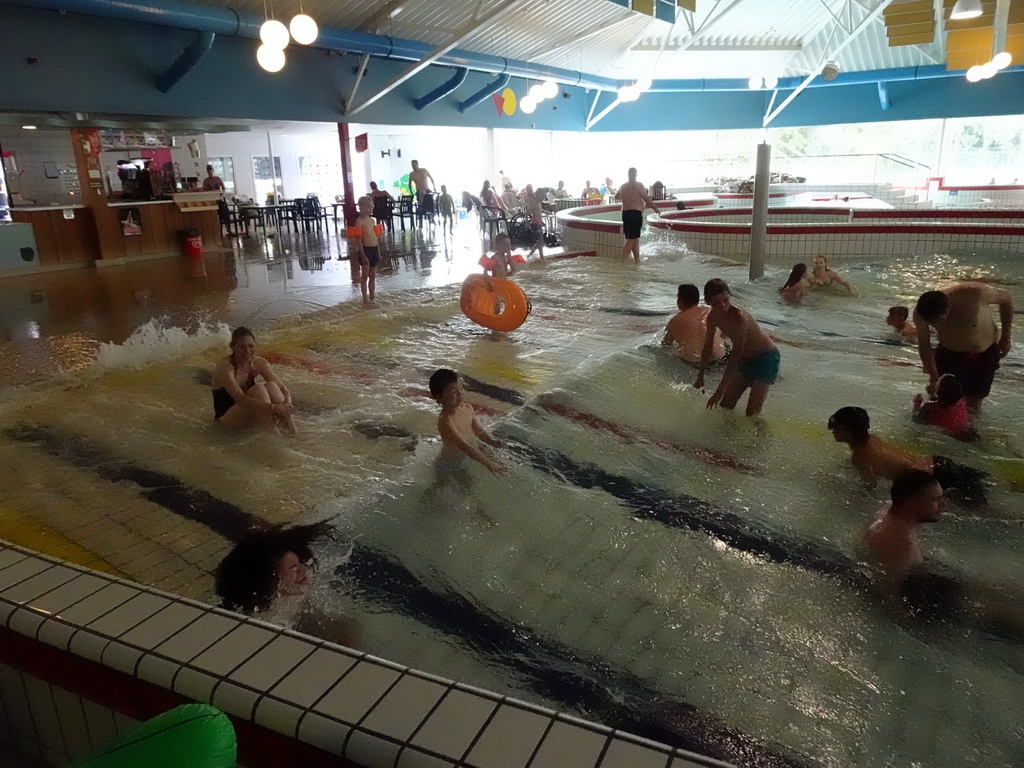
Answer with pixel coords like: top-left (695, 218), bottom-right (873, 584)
top-left (886, 306), bottom-right (917, 340)
top-left (828, 406), bottom-right (988, 505)
top-left (429, 368), bottom-right (506, 477)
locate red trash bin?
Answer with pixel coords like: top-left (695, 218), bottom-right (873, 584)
top-left (179, 227), bottom-right (205, 277)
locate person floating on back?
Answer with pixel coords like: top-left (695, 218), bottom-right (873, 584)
top-left (429, 368), bottom-right (506, 477)
top-left (886, 305), bottom-right (918, 340)
top-left (913, 283), bottom-right (1013, 412)
top-left (353, 196), bottom-right (380, 306)
top-left (695, 279), bottom-right (780, 417)
top-left (662, 283), bottom-right (727, 365)
top-left (912, 373), bottom-right (977, 441)
top-left (210, 327), bottom-right (296, 435)
top-left (827, 406), bottom-right (988, 505)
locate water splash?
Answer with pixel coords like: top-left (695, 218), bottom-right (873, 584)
top-left (92, 318), bottom-right (230, 371)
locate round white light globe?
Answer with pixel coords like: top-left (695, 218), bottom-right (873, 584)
top-left (257, 43), bottom-right (286, 72)
top-left (965, 65), bottom-right (984, 82)
top-left (260, 19), bottom-right (290, 49)
top-left (980, 61), bottom-right (998, 79)
top-left (542, 79), bottom-right (558, 99)
top-left (748, 76), bottom-right (763, 90)
top-left (520, 95), bottom-right (537, 114)
top-left (529, 83), bottom-right (546, 101)
top-left (635, 77), bottom-right (652, 91)
top-left (763, 75), bottom-right (779, 90)
top-left (993, 51), bottom-right (1012, 70)
top-left (289, 14), bottom-right (318, 45)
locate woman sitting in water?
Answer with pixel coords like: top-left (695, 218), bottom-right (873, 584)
top-left (210, 326), bottom-right (296, 434)
top-left (808, 255), bottom-right (858, 296)
top-left (778, 263), bottom-right (808, 301)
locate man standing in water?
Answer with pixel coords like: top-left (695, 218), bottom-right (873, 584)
top-left (695, 279), bottom-right (780, 416)
top-left (913, 284), bottom-right (1013, 412)
top-left (409, 160), bottom-right (435, 204)
top-left (616, 168), bottom-right (656, 264)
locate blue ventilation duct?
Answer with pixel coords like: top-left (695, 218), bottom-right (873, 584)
top-left (413, 67), bottom-right (468, 110)
top-left (458, 73), bottom-right (511, 113)
top-left (155, 30), bottom-right (215, 93)
top-left (7, 0), bottom-right (1023, 92)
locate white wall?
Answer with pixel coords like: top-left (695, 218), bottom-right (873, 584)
top-left (0, 128), bottom-right (80, 206)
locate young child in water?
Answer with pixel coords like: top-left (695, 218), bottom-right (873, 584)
top-left (478, 232), bottom-right (515, 278)
top-left (886, 305), bottom-right (918, 340)
top-left (429, 368), bottom-right (506, 477)
top-left (913, 373), bottom-right (977, 441)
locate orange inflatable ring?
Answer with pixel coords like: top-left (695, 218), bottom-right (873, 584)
top-left (460, 274), bottom-right (531, 332)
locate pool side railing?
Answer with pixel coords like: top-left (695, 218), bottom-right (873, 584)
top-left (560, 201), bottom-right (1024, 262)
top-left (0, 538), bottom-right (733, 768)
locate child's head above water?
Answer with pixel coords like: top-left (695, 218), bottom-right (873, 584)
top-left (934, 373), bottom-right (964, 407)
top-left (676, 284), bottom-right (700, 308)
top-left (429, 368), bottom-right (460, 404)
top-left (827, 406), bottom-right (870, 440)
top-left (887, 305), bottom-right (909, 328)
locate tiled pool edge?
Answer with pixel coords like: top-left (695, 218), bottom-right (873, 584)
top-left (561, 203), bottom-right (1024, 262)
top-left (0, 540), bottom-right (732, 768)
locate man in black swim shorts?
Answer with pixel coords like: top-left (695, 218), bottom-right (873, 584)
top-left (914, 283), bottom-right (1013, 412)
top-left (616, 167), bottom-right (656, 264)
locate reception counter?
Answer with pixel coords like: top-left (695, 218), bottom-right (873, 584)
top-left (8, 195), bottom-right (222, 272)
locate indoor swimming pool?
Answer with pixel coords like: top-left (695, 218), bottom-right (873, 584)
top-left (1, 241), bottom-right (1022, 767)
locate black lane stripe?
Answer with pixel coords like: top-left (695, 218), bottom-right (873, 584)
top-left (338, 543), bottom-right (814, 768)
top-left (460, 374), bottom-right (526, 405)
top-left (503, 436), bottom-right (872, 591)
top-left (5, 425), bottom-right (262, 543)
top-left (6, 422), bottom-right (809, 765)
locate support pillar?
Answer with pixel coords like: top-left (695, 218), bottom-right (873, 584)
top-left (338, 123), bottom-right (357, 227)
top-left (749, 142), bottom-right (771, 281)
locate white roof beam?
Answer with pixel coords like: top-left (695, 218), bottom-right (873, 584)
top-left (344, 0), bottom-right (528, 117)
top-left (763, 0), bottom-right (895, 126)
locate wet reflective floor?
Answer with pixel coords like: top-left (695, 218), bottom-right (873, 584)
top-left (0, 217), bottom-right (539, 383)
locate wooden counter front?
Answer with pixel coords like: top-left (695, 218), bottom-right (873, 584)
top-left (92, 201), bottom-right (222, 262)
top-left (10, 207), bottom-right (101, 267)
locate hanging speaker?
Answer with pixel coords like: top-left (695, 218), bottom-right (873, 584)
top-left (821, 61), bottom-right (840, 81)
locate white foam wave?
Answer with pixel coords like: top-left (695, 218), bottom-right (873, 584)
top-left (92, 318), bottom-right (230, 371)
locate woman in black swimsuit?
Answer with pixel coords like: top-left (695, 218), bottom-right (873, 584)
top-left (210, 327), bottom-right (296, 434)
top-left (809, 255), bottom-right (858, 295)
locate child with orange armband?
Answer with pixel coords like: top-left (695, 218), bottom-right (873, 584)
top-left (349, 197), bottom-right (385, 306)
top-left (479, 232), bottom-right (518, 278)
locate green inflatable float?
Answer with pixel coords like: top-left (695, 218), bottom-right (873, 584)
top-left (70, 704), bottom-right (236, 768)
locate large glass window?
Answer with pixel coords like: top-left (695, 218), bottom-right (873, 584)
top-left (253, 155), bottom-right (283, 201)
top-left (298, 156), bottom-right (343, 203)
top-left (208, 157), bottom-right (235, 193)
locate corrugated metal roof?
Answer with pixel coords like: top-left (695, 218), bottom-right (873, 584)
top-left (186, 0), bottom-right (948, 80)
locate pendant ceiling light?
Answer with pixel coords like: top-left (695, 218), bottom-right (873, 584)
top-left (950, 0), bottom-right (983, 20)
top-left (260, 19), bottom-right (290, 49)
top-left (289, 13), bottom-right (318, 45)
